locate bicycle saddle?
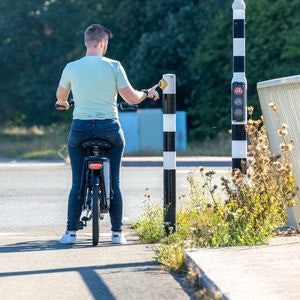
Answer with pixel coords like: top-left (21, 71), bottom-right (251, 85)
top-left (81, 139), bottom-right (112, 150)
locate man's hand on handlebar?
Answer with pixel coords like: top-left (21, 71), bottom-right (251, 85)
top-left (55, 100), bottom-right (70, 110)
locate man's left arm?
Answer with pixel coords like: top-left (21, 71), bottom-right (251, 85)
top-left (56, 85), bottom-right (70, 109)
top-left (56, 65), bottom-right (71, 109)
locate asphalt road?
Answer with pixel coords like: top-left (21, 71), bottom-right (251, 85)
top-left (0, 163), bottom-right (195, 228)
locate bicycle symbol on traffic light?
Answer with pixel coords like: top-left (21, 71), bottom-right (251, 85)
top-left (233, 86), bottom-right (244, 95)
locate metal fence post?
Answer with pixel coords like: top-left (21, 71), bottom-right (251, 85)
top-left (232, 0), bottom-right (247, 171)
top-left (161, 74), bottom-right (176, 233)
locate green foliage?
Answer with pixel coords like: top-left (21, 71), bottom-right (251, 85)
top-left (0, 0), bottom-right (105, 125)
top-left (132, 191), bottom-right (164, 243)
top-left (0, 0), bottom-right (299, 142)
top-left (188, 0), bottom-right (300, 140)
top-left (189, 6), bottom-right (232, 139)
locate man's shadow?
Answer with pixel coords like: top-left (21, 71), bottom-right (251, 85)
top-left (0, 235), bottom-right (141, 253)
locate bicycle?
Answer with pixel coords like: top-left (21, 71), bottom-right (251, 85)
top-left (55, 100), bottom-right (138, 246)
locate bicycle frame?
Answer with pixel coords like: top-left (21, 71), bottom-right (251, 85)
top-left (82, 157), bottom-right (110, 211)
top-left (78, 144), bottom-right (111, 235)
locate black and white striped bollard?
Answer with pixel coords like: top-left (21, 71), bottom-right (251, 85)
top-left (161, 74), bottom-right (176, 233)
top-left (232, 0), bottom-right (247, 171)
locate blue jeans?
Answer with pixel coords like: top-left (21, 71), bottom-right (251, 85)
top-left (67, 119), bottom-right (125, 232)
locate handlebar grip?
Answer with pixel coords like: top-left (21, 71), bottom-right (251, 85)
top-left (117, 102), bottom-right (138, 111)
top-left (55, 103), bottom-right (67, 110)
top-left (55, 100), bottom-right (74, 110)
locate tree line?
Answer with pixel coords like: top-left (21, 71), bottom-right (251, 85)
top-left (0, 0), bottom-right (299, 140)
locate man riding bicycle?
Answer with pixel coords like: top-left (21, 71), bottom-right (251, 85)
top-left (56, 24), bottom-right (159, 245)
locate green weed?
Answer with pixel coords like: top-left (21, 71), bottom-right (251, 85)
top-left (155, 233), bottom-right (186, 272)
top-left (132, 189), bottom-right (165, 243)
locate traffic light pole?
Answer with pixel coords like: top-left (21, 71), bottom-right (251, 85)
top-left (231, 0), bottom-right (247, 171)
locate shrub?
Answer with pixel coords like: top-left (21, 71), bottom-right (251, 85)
top-left (183, 106), bottom-right (297, 247)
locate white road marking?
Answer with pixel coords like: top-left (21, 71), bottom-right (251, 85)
top-left (177, 169), bottom-right (231, 174)
top-left (0, 232), bottom-right (23, 236)
top-left (0, 162), bottom-right (66, 168)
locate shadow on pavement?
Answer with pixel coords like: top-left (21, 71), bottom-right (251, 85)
top-left (0, 239), bottom-right (88, 253)
top-left (0, 238), bottom-right (143, 253)
top-left (0, 261), bottom-right (158, 300)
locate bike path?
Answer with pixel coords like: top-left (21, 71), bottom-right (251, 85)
top-left (0, 226), bottom-right (193, 300)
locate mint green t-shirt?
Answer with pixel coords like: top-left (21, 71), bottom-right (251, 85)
top-left (59, 56), bottom-right (130, 120)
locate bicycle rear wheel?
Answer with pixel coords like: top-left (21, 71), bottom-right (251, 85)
top-left (92, 183), bottom-right (100, 246)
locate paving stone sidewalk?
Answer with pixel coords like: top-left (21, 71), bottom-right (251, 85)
top-left (185, 234), bottom-right (300, 300)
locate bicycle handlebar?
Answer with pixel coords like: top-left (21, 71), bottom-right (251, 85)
top-left (55, 100), bottom-right (138, 111)
top-left (117, 102), bottom-right (138, 111)
top-left (55, 103), bottom-right (68, 110)
top-left (55, 99), bottom-right (74, 110)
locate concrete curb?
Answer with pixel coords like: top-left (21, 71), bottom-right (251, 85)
top-left (185, 252), bottom-right (229, 300)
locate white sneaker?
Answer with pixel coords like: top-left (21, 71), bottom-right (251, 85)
top-left (111, 231), bottom-right (126, 244)
top-left (59, 231), bottom-right (77, 244)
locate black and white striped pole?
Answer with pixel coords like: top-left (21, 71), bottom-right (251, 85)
top-left (160, 74), bottom-right (176, 233)
top-left (232, 0), bottom-right (247, 171)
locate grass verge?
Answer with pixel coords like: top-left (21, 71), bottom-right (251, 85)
top-left (182, 132), bottom-right (231, 156)
top-left (0, 124), bottom-right (69, 160)
top-left (0, 125), bottom-right (231, 160)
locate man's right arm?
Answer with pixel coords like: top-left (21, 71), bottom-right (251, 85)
top-left (118, 85), bottom-right (146, 104)
top-left (119, 84), bottom-right (160, 104)
top-left (116, 62), bottom-right (159, 104)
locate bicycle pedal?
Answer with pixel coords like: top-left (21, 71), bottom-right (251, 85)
top-left (100, 206), bottom-right (109, 213)
top-left (81, 216), bottom-right (91, 222)
top-left (78, 221), bottom-right (84, 230)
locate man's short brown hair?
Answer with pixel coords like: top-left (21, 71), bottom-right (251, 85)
top-left (84, 24), bottom-right (113, 46)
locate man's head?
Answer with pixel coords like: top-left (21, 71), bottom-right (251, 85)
top-left (84, 24), bottom-right (112, 55)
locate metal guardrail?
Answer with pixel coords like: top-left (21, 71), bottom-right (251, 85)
top-left (257, 75), bottom-right (300, 229)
